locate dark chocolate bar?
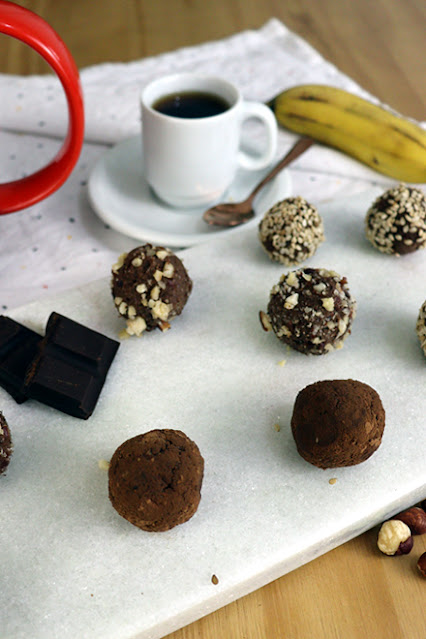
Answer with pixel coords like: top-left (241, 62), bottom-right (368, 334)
top-left (24, 312), bottom-right (120, 419)
top-left (0, 315), bottom-right (42, 403)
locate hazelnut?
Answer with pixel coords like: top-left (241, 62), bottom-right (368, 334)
top-left (393, 506), bottom-right (426, 535)
top-left (417, 552), bottom-right (426, 577)
top-left (377, 520), bottom-right (413, 556)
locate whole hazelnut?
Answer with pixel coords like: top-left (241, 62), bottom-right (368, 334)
top-left (417, 552), bottom-right (426, 577)
top-left (377, 520), bottom-right (413, 556)
top-left (394, 506), bottom-right (426, 535)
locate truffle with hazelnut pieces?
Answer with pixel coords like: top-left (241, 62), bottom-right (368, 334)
top-left (377, 519), bottom-right (413, 556)
top-left (258, 196), bottom-right (325, 266)
top-left (111, 244), bottom-right (192, 337)
top-left (365, 183), bottom-right (426, 255)
top-left (416, 299), bottom-right (426, 357)
top-left (260, 267), bottom-right (356, 355)
top-left (0, 412), bottom-right (12, 475)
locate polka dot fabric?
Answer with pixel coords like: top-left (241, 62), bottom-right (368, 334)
top-left (0, 19), bottom-right (424, 310)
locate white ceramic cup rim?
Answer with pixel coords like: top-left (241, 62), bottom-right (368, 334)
top-left (141, 73), bottom-right (241, 121)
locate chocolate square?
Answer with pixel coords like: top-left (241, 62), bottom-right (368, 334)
top-left (24, 312), bottom-right (120, 419)
top-left (0, 316), bottom-right (42, 403)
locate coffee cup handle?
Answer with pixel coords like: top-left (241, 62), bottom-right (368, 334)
top-left (0, 0), bottom-right (84, 215)
top-left (237, 101), bottom-right (278, 171)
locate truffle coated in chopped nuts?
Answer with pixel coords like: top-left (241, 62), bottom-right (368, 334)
top-left (365, 183), bottom-right (426, 255)
top-left (291, 379), bottom-right (385, 469)
top-left (108, 429), bottom-right (204, 532)
top-left (416, 300), bottom-right (426, 357)
top-left (262, 267), bottom-right (356, 355)
top-left (258, 196), bottom-right (325, 266)
top-left (111, 244), bottom-right (192, 337)
top-left (0, 412), bottom-right (12, 475)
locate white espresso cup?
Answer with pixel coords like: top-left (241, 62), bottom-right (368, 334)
top-left (141, 73), bottom-right (278, 208)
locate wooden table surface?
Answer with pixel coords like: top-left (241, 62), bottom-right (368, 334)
top-left (1, 2), bottom-right (425, 639)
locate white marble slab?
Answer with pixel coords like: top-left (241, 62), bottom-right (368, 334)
top-left (1, 190), bottom-right (425, 639)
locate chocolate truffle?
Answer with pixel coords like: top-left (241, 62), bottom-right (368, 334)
top-left (260, 267), bottom-right (356, 355)
top-left (416, 300), bottom-right (426, 357)
top-left (259, 196), bottom-right (325, 266)
top-left (291, 379), bottom-right (385, 469)
top-left (108, 429), bottom-right (204, 532)
top-left (0, 412), bottom-right (13, 475)
top-left (365, 183), bottom-right (426, 255)
top-left (111, 244), bottom-right (192, 337)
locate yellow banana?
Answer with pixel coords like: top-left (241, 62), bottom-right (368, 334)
top-left (269, 85), bottom-right (426, 183)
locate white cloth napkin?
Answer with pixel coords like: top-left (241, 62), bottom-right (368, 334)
top-left (0, 19), bottom-right (424, 311)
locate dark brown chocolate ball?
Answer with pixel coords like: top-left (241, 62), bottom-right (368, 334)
top-left (260, 267), bottom-right (356, 355)
top-left (111, 244), bottom-right (192, 337)
top-left (258, 196), bottom-right (325, 266)
top-left (108, 429), bottom-right (204, 532)
top-left (365, 183), bottom-right (426, 255)
top-left (291, 379), bottom-right (385, 469)
top-left (0, 412), bottom-right (12, 475)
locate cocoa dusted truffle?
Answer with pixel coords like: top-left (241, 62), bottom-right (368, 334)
top-left (108, 429), bottom-right (204, 532)
top-left (0, 412), bottom-right (12, 475)
top-left (258, 196), bottom-right (325, 265)
top-left (416, 300), bottom-right (426, 357)
top-left (111, 244), bottom-right (192, 337)
top-left (260, 267), bottom-right (356, 355)
top-left (291, 379), bottom-right (385, 469)
top-left (365, 183), bottom-right (426, 255)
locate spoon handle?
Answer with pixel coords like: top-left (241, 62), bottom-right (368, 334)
top-left (246, 137), bottom-right (314, 203)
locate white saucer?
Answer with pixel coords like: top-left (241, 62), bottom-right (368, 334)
top-left (88, 136), bottom-right (292, 247)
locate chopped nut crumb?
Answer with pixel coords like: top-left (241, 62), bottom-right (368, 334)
top-left (98, 459), bottom-right (110, 471)
top-left (153, 269), bottom-right (163, 282)
top-left (156, 249), bottom-right (169, 260)
top-left (127, 305), bottom-right (137, 319)
top-left (284, 293), bottom-right (299, 309)
top-left (328, 477), bottom-right (337, 485)
top-left (163, 262), bottom-right (175, 278)
top-left (259, 310), bottom-right (272, 332)
top-left (322, 297), bottom-right (335, 311)
top-left (112, 252), bottom-right (126, 273)
top-left (125, 316), bottom-right (147, 336)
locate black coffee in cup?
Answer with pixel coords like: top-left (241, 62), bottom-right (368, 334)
top-left (152, 91), bottom-right (230, 118)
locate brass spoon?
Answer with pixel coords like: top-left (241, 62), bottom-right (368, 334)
top-left (203, 137), bottom-right (314, 227)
